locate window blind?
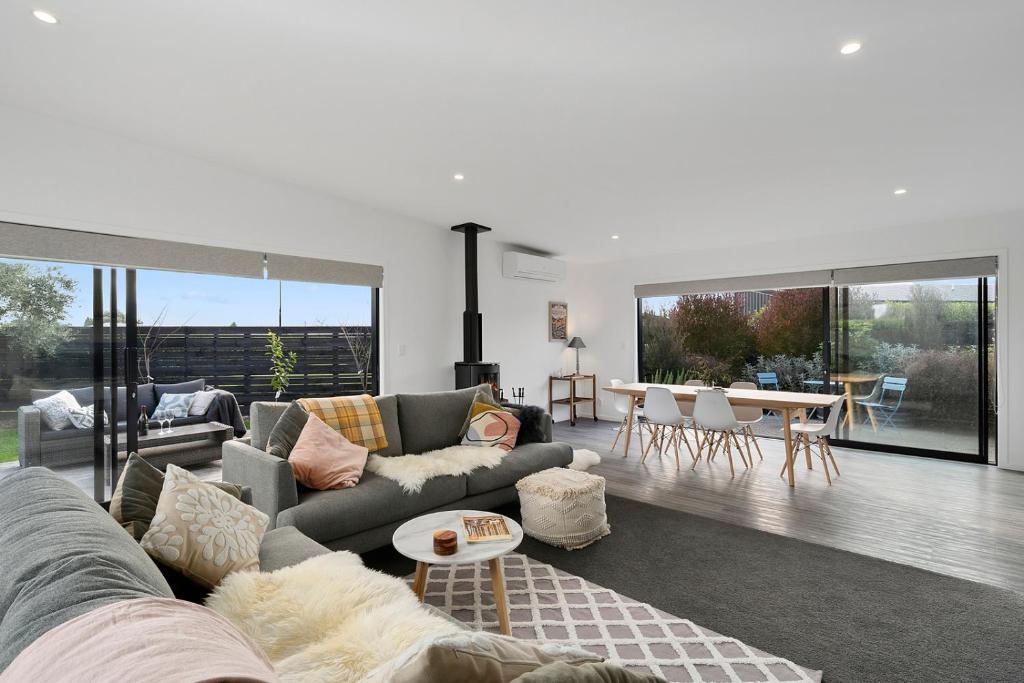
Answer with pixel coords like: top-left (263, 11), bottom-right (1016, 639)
top-left (831, 257), bottom-right (997, 287)
top-left (634, 270), bottom-right (832, 298)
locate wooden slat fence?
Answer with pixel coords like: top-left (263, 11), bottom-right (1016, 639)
top-left (0, 326), bottom-right (375, 411)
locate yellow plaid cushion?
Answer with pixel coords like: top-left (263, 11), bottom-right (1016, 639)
top-left (297, 394), bottom-right (388, 452)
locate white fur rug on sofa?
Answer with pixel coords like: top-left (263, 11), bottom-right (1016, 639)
top-left (206, 552), bottom-right (460, 683)
top-left (364, 445), bottom-right (504, 493)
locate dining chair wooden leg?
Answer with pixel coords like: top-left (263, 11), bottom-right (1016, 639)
top-left (724, 434), bottom-right (736, 478)
top-left (611, 417), bottom-right (626, 451)
top-left (670, 426), bottom-right (681, 470)
top-left (823, 438), bottom-right (840, 476)
top-left (641, 425), bottom-right (658, 463)
top-left (678, 426), bottom-right (696, 462)
top-left (803, 432), bottom-right (813, 470)
top-left (816, 437), bottom-right (833, 485)
top-left (745, 425), bottom-right (764, 461)
top-left (732, 432), bottom-right (749, 468)
top-left (780, 435), bottom-right (800, 477)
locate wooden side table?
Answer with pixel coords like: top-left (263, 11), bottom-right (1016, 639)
top-left (548, 374), bottom-right (597, 426)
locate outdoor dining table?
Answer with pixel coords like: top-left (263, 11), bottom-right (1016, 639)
top-left (802, 372), bottom-right (882, 431)
top-left (603, 383), bottom-right (839, 487)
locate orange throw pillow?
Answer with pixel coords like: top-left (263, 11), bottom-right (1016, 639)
top-left (289, 414), bottom-right (369, 490)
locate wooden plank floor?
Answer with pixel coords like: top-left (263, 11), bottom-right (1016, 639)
top-left (554, 419), bottom-right (1024, 594)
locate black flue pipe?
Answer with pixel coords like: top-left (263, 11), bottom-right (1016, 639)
top-left (451, 223), bottom-right (491, 363)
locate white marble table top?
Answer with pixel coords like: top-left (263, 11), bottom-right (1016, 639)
top-left (392, 509), bottom-right (523, 565)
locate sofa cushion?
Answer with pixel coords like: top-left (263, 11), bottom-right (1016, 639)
top-left (137, 383), bottom-right (158, 416)
top-left (0, 468), bottom-right (173, 671)
top-left (276, 470), bottom-right (466, 544)
top-left (397, 386), bottom-right (489, 455)
top-left (30, 386), bottom-right (94, 407)
top-left (258, 525), bottom-right (331, 573)
top-left (154, 378), bottom-right (206, 401)
top-left (266, 401), bottom-right (309, 460)
top-left (374, 394), bottom-right (404, 457)
top-left (297, 394), bottom-right (389, 452)
top-left (466, 442), bottom-right (573, 496)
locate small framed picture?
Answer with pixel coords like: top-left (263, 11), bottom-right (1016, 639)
top-left (549, 301), bottom-right (568, 341)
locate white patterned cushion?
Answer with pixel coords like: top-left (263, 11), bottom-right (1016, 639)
top-left (32, 390), bottom-right (81, 431)
top-left (154, 392), bottom-right (196, 419)
top-left (140, 464), bottom-right (269, 588)
top-left (67, 404), bottom-right (109, 430)
top-left (188, 390), bottom-right (218, 416)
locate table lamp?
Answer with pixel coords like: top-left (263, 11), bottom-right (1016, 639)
top-left (567, 337), bottom-right (586, 375)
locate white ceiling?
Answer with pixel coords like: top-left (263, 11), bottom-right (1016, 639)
top-left (2, 1), bottom-right (1022, 263)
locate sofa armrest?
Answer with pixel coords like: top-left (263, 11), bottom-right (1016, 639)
top-left (540, 412), bottom-right (553, 443)
top-left (222, 440), bottom-right (298, 530)
top-left (17, 406), bottom-right (42, 468)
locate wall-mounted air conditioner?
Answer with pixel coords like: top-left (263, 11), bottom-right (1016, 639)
top-left (502, 251), bottom-right (566, 282)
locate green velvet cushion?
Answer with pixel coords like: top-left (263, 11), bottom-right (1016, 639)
top-left (266, 401), bottom-right (309, 459)
top-left (109, 453), bottom-right (243, 526)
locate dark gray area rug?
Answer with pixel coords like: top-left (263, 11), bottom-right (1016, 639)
top-left (362, 495), bottom-right (1024, 683)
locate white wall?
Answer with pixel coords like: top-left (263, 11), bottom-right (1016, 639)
top-left (570, 212), bottom-right (1023, 471)
top-left (456, 238), bottom-right (577, 422)
top-left (0, 103), bottom-right (460, 394)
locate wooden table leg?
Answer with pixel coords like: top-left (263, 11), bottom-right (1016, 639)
top-left (781, 407), bottom-right (796, 487)
top-left (488, 558), bottom-right (511, 635)
top-left (570, 379), bottom-right (577, 426)
top-left (623, 395), bottom-right (637, 458)
top-left (797, 409), bottom-right (812, 469)
top-left (413, 561), bottom-right (429, 601)
top-left (843, 381), bottom-right (856, 433)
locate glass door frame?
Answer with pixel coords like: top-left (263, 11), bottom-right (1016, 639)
top-left (826, 277), bottom-right (993, 465)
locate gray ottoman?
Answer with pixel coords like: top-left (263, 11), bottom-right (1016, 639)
top-left (516, 468), bottom-right (610, 550)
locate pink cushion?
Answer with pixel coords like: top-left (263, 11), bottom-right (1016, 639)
top-left (0, 597), bottom-right (279, 683)
top-left (289, 413), bottom-right (369, 489)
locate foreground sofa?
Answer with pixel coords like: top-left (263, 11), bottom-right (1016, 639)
top-left (0, 467), bottom-right (332, 672)
top-left (224, 385), bottom-right (574, 552)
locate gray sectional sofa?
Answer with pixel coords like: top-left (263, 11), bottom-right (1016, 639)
top-left (223, 385), bottom-right (573, 553)
top-left (0, 467), bottom-right (333, 671)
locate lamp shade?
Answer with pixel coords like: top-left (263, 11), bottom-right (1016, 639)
top-left (567, 337), bottom-right (586, 349)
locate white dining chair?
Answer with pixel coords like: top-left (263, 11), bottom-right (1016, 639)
top-left (780, 395), bottom-right (845, 485)
top-left (677, 379), bottom-right (706, 454)
top-left (728, 381), bottom-right (764, 462)
top-left (639, 386), bottom-right (695, 470)
top-left (692, 389), bottom-right (748, 478)
top-left (609, 378), bottom-right (649, 452)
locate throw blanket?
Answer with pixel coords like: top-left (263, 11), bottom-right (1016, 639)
top-left (206, 552), bottom-right (460, 683)
top-left (364, 445), bottom-right (504, 493)
top-left (208, 389), bottom-right (247, 437)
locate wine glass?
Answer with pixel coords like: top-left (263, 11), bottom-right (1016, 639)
top-left (154, 410), bottom-right (165, 435)
top-left (162, 411), bottom-right (174, 435)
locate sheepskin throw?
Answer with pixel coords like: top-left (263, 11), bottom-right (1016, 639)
top-left (364, 445), bottom-right (504, 494)
top-left (206, 552), bottom-right (460, 683)
top-left (516, 467), bottom-right (611, 550)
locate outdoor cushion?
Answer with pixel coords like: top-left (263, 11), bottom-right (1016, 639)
top-left (0, 468), bottom-right (173, 671)
top-left (153, 392), bottom-right (196, 419)
top-left (154, 378), bottom-right (206, 401)
top-left (397, 385), bottom-right (489, 455)
top-left (465, 442), bottom-right (573, 496)
top-left (373, 394), bottom-right (404, 457)
top-left (32, 390), bottom-right (81, 430)
top-left (30, 386), bottom-right (94, 407)
top-left (276, 470), bottom-right (466, 544)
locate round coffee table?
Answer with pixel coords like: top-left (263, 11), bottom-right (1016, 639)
top-left (392, 509), bottom-right (523, 635)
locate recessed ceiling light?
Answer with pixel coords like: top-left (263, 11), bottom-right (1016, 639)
top-left (840, 41), bottom-right (862, 55)
top-left (32, 9), bottom-right (58, 24)
top-left (611, 235), bottom-right (620, 240)
top-left (452, 173), bottom-right (465, 181)
top-left (893, 188), bottom-right (908, 196)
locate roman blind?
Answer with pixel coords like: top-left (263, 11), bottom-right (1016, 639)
top-left (0, 221), bottom-right (385, 287)
top-left (831, 256), bottom-right (997, 287)
top-left (634, 269), bottom-right (832, 298)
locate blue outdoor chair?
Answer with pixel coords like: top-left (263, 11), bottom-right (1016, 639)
top-left (755, 372), bottom-right (781, 424)
top-left (855, 376), bottom-right (908, 431)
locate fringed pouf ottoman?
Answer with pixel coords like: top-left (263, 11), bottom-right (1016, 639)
top-left (516, 467), bottom-right (610, 550)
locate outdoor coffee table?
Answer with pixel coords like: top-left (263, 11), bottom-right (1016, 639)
top-left (393, 509), bottom-right (523, 635)
top-left (104, 421), bottom-right (235, 481)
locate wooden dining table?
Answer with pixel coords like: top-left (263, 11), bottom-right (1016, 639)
top-left (802, 372), bottom-right (882, 431)
top-left (603, 383), bottom-right (839, 487)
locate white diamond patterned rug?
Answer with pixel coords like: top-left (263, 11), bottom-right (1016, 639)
top-left (409, 553), bottom-right (822, 682)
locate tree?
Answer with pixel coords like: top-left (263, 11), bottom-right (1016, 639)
top-left (139, 306), bottom-right (193, 382)
top-left (753, 289), bottom-right (823, 358)
top-left (340, 325), bottom-right (374, 392)
top-left (266, 330), bottom-right (298, 399)
top-left (667, 294), bottom-right (754, 374)
top-left (0, 262), bottom-right (76, 358)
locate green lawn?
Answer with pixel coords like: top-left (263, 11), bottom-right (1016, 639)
top-left (0, 428), bottom-right (17, 464)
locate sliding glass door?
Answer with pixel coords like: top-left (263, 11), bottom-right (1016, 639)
top-left (636, 257), bottom-right (998, 464)
top-left (830, 276), bottom-right (995, 463)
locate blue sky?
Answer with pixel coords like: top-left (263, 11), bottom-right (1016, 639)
top-left (4, 258), bottom-right (371, 327)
